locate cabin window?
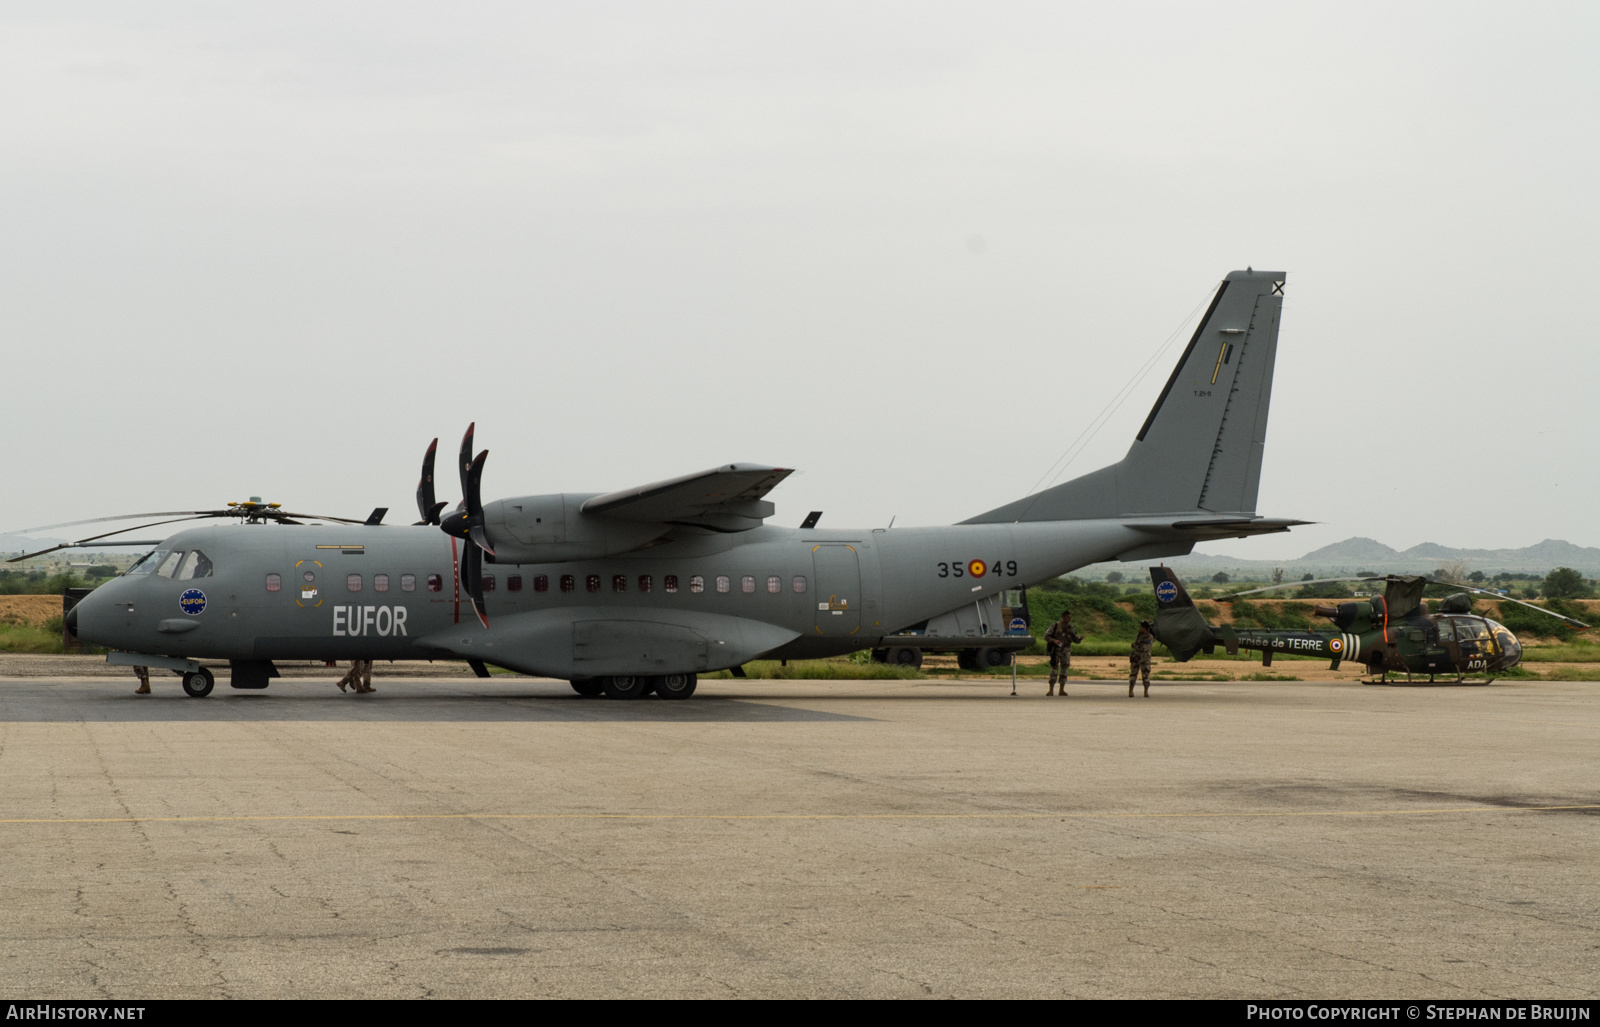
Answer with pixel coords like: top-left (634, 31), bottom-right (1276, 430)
top-left (561, 575), bottom-right (575, 593)
top-left (154, 551), bottom-right (184, 578)
top-left (689, 575), bottom-right (704, 593)
top-left (176, 551), bottom-right (214, 580)
top-left (586, 574), bottom-right (601, 593)
top-left (741, 576), bottom-right (756, 594)
top-left (400, 574), bottom-right (416, 592)
top-left (534, 574), bottom-right (549, 593)
top-left (373, 574), bottom-right (390, 593)
top-left (767, 575), bottom-right (781, 594)
top-left (427, 574), bottom-right (443, 592)
top-left (716, 575), bottom-right (730, 593)
top-left (265, 573), bottom-right (281, 593)
top-left (665, 574), bottom-right (679, 593)
top-left (507, 574), bottom-right (522, 592)
top-left (347, 574), bottom-right (362, 592)
top-left (638, 575), bottom-right (652, 593)
top-left (613, 574), bottom-right (627, 593)
top-left (792, 575), bottom-right (808, 593)
top-left (482, 575), bottom-right (496, 592)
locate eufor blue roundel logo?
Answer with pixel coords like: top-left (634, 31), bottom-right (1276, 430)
top-left (1155, 581), bottom-right (1179, 603)
top-left (179, 588), bottom-right (207, 616)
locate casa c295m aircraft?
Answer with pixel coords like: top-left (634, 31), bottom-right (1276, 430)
top-left (61, 269), bottom-right (1300, 700)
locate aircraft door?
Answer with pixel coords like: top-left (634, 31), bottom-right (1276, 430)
top-left (812, 544), bottom-right (861, 636)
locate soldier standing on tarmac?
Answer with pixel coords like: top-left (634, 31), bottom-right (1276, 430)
top-left (1044, 610), bottom-right (1081, 697)
top-left (132, 665), bottom-right (150, 695)
top-left (1129, 621), bottom-right (1154, 697)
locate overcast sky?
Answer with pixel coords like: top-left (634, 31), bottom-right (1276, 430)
top-left (2, 1), bottom-right (1596, 559)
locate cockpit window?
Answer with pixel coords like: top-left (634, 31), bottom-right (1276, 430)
top-left (1434, 618), bottom-right (1455, 642)
top-left (154, 551), bottom-right (185, 578)
top-left (176, 550), bottom-right (214, 580)
top-left (1451, 617), bottom-right (1492, 642)
top-left (125, 550), bottom-right (165, 576)
top-left (1488, 619), bottom-right (1520, 662)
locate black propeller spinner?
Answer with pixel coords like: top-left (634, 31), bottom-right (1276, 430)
top-left (436, 423), bottom-right (493, 627)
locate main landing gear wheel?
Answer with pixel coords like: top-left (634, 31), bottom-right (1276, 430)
top-left (601, 675), bottom-right (650, 700)
top-left (885, 647), bottom-right (922, 669)
top-left (181, 667), bottom-right (215, 697)
top-left (570, 679), bottom-right (604, 697)
top-left (654, 673), bottom-right (697, 700)
top-left (973, 647), bottom-right (1008, 669)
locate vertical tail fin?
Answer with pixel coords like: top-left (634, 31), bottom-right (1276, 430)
top-left (965, 269), bottom-right (1286, 523)
top-left (1149, 566), bottom-right (1218, 662)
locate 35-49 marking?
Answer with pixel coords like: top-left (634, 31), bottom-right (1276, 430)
top-left (937, 559), bottom-right (1017, 579)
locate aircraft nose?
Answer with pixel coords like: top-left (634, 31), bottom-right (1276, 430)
top-left (67, 586), bottom-right (112, 645)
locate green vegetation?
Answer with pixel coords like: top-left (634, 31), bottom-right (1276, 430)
top-left (1494, 599), bottom-right (1582, 642)
top-left (0, 617), bottom-right (71, 654)
top-left (1517, 642), bottom-right (1600, 663)
top-left (1535, 665), bottom-right (1600, 681)
top-left (1226, 599), bottom-right (1314, 632)
top-left (0, 569), bottom-right (107, 595)
top-left (704, 659), bottom-right (924, 680)
top-left (1543, 567), bottom-right (1595, 599)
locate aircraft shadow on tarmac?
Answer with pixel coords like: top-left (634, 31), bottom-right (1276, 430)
top-left (4, 684), bottom-right (876, 724)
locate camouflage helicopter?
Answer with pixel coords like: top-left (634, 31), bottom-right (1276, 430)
top-left (1147, 567), bottom-right (1590, 684)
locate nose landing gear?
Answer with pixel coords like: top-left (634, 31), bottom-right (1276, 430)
top-left (181, 667), bottom-right (215, 697)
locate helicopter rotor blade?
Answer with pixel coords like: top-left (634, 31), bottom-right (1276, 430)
top-left (1217, 576), bottom-right (1383, 601)
top-left (1423, 580), bottom-right (1591, 630)
top-left (5, 516), bottom-right (220, 563)
top-left (11, 512), bottom-right (229, 534)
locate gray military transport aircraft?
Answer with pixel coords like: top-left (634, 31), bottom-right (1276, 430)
top-left (42, 269), bottom-right (1299, 699)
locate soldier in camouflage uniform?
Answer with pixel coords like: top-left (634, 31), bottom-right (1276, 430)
top-left (132, 665), bottom-right (151, 695)
top-left (336, 659), bottom-right (375, 694)
top-left (1043, 610), bottom-right (1081, 696)
top-left (1129, 620), bottom-right (1154, 697)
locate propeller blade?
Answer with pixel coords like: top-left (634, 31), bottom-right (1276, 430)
top-left (465, 450), bottom-right (494, 555)
top-left (462, 543), bottom-right (489, 628)
top-left (458, 422), bottom-right (476, 500)
top-left (416, 438), bottom-right (439, 524)
top-left (424, 501), bottom-right (448, 525)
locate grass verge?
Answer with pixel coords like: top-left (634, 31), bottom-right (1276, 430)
top-left (704, 660), bottom-right (925, 681)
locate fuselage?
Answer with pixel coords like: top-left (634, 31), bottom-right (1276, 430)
top-left (73, 517), bottom-right (1178, 676)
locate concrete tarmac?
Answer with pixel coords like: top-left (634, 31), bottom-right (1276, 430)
top-left (1, 675), bottom-right (1597, 999)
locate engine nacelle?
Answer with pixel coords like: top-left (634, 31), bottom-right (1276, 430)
top-left (484, 494), bottom-right (666, 563)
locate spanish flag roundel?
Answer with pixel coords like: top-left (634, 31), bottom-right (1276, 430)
top-left (967, 559), bottom-right (987, 578)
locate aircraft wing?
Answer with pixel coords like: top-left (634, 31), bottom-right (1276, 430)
top-left (581, 463), bottom-right (794, 532)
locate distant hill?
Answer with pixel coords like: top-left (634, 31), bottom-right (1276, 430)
top-left (1074, 537), bottom-right (1600, 581)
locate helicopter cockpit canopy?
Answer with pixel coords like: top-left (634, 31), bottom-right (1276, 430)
top-left (1434, 615), bottom-right (1521, 668)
